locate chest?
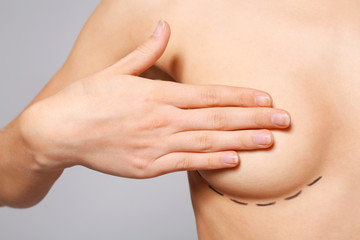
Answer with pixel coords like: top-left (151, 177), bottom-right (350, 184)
top-left (156, 2), bottom-right (360, 198)
top-left (163, 2), bottom-right (360, 133)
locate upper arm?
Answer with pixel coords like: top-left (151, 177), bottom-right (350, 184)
top-left (28, 0), bottom-right (160, 105)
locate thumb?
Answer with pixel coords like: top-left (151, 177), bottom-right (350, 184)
top-left (109, 20), bottom-right (171, 76)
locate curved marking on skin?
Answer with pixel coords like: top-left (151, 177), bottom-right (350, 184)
top-left (231, 199), bottom-right (248, 205)
top-left (284, 190), bottom-right (302, 200)
top-left (196, 171), bottom-right (323, 207)
top-left (307, 176), bottom-right (322, 186)
top-left (208, 185), bottom-right (224, 196)
top-left (256, 202), bottom-right (276, 207)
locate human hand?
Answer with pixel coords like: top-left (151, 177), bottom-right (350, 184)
top-left (19, 20), bottom-right (291, 178)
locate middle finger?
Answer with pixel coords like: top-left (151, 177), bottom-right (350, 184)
top-left (172, 107), bottom-right (291, 132)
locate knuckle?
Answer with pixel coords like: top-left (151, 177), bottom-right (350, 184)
top-left (235, 88), bottom-right (249, 101)
top-left (176, 155), bottom-right (193, 171)
top-left (197, 132), bottom-right (213, 151)
top-left (236, 133), bottom-right (249, 149)
top-left (241, 134), bottom-right (254, 149)
top-left (132, 157), bottom-right (149, 172)
top-left (253, 110), bottom-right (268, 127)
top-left (148, 115), bottom-right (171, 129)
top-left (209, 110), bottom-right (227, 130)
top-left (206, 154), bottom-right (218, 169)
top-left (232, 87), bottom-right (255, 106)
top-left (201, 88), bottom-right (220, 106)
top-left (135, 42), bottom-right (153, 56)
top-left (141, 109), bottom-right (172, 130)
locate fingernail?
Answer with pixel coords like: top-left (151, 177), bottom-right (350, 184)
top-left (254, 134), bottom-right (272, 146)
top-left (152, 19), bottom-right (165, 37)
top-left (222, 153), bottom-right (239, 165)
top-left (271, 112), bottom-right (290, 127)
top-left (255, 95), bottom-right (272, 106)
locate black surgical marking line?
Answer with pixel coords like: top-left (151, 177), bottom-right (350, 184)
top-left (231, 199), bottom-right (248, 205)
top-left (284, 190), bottom-right (302, 200)
top-left (256, 202), bottom-right (276, 207)
top-left (307, 176), bottom-right (322, 186)
top-left (201, 171), bottom-right (324, 206)
top-left (208, 185), bottom-right (224, 196)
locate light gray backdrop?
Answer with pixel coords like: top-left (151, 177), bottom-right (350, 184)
top-left (0, 1), bottom-right (197, 239)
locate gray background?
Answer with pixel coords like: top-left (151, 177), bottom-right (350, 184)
top-left (0, 1), bottom-right (197, 239)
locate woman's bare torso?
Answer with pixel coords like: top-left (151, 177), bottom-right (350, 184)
top-left (45, 0), bottom-right (360, 238)
top-left (146, 1), bottom-right (360, 239)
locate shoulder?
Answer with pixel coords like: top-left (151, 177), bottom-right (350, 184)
top-left (95, 0), bottom-right (183, 73)
top-left (63, 0), bottom-right (174, 78)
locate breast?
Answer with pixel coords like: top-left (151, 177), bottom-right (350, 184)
top-left (157, 2), bottom-right (360, 200)
top-left (164, 17), bottom-right (349, 201)
top-left (192, 64), bottom-right (359, 201)
top-left (197, 74), bottom-right (338, 200)
top-left (176, 50), bottom-right (339, 200)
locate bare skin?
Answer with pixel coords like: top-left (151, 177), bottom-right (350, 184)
top-left (153, 1), bottom-right (360, 239)
top-left (2, 0), bottom-right (359, 239)
top-left (88, 0), bottom-right (359, 239)
top-left (0, 4), bottom-right (290, 207)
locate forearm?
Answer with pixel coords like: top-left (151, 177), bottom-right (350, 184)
top-left (0, 0), bottom-right (145, 208)
top-left (0, 124), bottom-right (62, 208)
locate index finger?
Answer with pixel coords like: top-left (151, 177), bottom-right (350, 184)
top-left (156, 81), bottom-right (273, 109)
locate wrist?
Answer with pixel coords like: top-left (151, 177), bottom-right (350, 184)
top-left (18, 101), bottom-right (75, 172)
top-left (2, 121), bottom-right (39, 172)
